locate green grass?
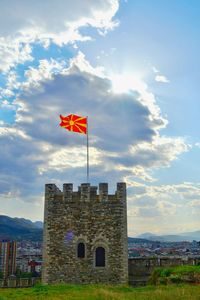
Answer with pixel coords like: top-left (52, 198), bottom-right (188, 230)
top-left (149, 265), bottom-right (200, 285)
top-left (161, 265), bottom-right (200, 275)
top-left (1, 284), bottom-right (200, 300)
top-left (1, 267), bottom-right (200, 300)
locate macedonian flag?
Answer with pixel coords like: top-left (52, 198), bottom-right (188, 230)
top-left (59, 114), bottom-right (87, 134)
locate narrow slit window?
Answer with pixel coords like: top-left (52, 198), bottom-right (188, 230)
top-left (77, 242), bottom-right (85, 258)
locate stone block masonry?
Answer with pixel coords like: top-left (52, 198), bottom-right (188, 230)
top-left (42, 182), bottom-right (128, 285)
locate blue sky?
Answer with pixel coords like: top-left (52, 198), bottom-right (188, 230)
top-left (0, 0), bottom-right (200, 236)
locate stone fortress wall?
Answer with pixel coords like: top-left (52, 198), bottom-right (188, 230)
top-left (1, 257), bottom-right (199, 288)
top-left (42, 182), bottom-right (128, 285)
top-left (129, 256), bottom-right (200, 286)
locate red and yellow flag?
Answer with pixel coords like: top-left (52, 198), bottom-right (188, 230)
top-left (59, 114), bottom-right (87, 134)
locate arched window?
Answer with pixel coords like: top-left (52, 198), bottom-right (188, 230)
top-left (77, 242), bottom-right (85, 258)
top-left (95, 247), bottom-right (105, 267)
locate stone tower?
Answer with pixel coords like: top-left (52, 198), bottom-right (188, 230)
top-left (42, 182), bottom-right (128, 284)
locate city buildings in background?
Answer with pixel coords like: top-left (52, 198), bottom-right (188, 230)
top-left (16, 241), bottom-right (42, 275)
top-left (0, 241), bottom-right (17, 278)
top-left (0, 240), bottom-right (42, 279)
top-left (128, 240), bottom-right (200, 258)
top-left (0, 238), bottom-right (200, 284)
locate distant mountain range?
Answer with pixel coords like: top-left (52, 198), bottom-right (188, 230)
top-left (137, 231), bottom-right (200, 242)
top-left (0, 215), bottom-right (43, 241)
top-left (0, 215), bottom-right (199, 243)
top-left (128, 237), bottom-right (157, 244)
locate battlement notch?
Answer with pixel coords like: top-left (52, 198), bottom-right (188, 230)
top-left (63, 183), bottom-right (73, 201)
top-left (99, 183), bottom-right (108, 201)
top-left (80, 183), bottom-right (90, 201)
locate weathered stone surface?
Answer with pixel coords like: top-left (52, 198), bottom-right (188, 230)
top-left (42, 182), bottom-right (128, 285)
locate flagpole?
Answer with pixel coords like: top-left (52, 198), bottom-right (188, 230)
top-left (87, 116), bottom-right (89, 183)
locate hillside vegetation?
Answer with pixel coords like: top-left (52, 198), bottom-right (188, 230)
top-left (1, 284), bottom-right (200, 300)
top-left (0, 215), bottom-right (42, 241)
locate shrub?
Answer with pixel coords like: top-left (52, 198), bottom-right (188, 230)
top-left (169, 274), bottom-right (182, 284)
top-left (148, 268), bottom-right (162, 285)
top-left (160, 268), bottom-right (172, 277)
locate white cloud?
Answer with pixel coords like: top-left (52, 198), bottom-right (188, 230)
top-left (0, 192), bottom-right (44, 221)
top-left (38, 146), bottom-right (102, 174)
top-left (6, 71), bottom-right (20, 90)
top-left (127, 181), bottom-right (200, 235)
top-left (0, 52), bottom-right (192, 232)
top-left (0, 0), bottom-right (119, 38)
top-left (0, 88), bottom-right (14, 98)
top-left (0, 37), bottom-right (33, 72)
top-left (0, 0), bottom-right (119, 71)
top-left (68, 51), bottom-right (105, 78)
top-left (22, 59), bottom-right (67, 91)
top-left (152, 66), bottom-right (159, 73)
top-left (0, 100), bottom-right (16, 110)
top-left (155, 74), bottom-right (170, 83)
top-left (124, 167), bottom-right (156, 182)
top-left (128, 182), bottom-right (200, 202)
top-left (189, 200), bottom-right (200, 207)
top-left (0, 54), bottom-right (188, 197)
top-left (195, 142), bottom-right (200, 148)
top-left (129, 136), bottom-right (188, 168)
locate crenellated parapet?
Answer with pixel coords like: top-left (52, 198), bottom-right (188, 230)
top-left (45, 184), bottom-right (61, 195)
top-left (45, 182), bottom-right (126, 202)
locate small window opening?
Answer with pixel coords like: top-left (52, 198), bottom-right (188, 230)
top-left (77, 242), bottom-right (85, 258)
top-left (95, 247), bottom-right (105, 267)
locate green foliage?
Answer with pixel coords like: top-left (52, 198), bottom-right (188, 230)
top-left (15, 268), bottom-right (34, 279)
top-left (20, 272), bottom-right (33, 278)
top-left (169, 274), bottom-right (182, 284)
top-left (148, 268), bottom-right (163, 285)
top-left (174, 265), bottom-right (200, 274)
top-left (149, 265), bottom-right (200, 286)
top-left (159, 277), bottom-right (167, 285)
top-left (160, 268), bottom-right (172, 277)
top-left (0, 272), bottom-right (3, 279)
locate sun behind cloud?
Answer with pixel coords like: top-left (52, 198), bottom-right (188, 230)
top-left (110, 73), bottom-right (145, 94)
